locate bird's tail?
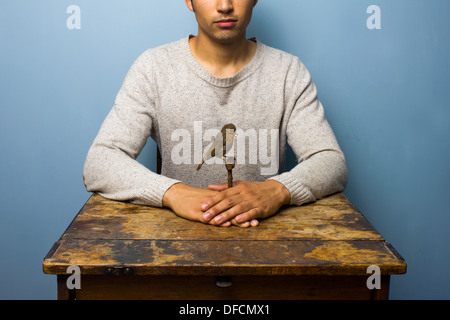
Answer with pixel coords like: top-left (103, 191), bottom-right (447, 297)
top-left (196, 161), bottom-right (204, 171)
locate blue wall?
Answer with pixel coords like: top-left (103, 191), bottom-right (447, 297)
top-left (0, 0), bottom-right (448, 299)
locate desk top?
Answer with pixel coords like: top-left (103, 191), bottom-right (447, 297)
top-left (43, 193), bottom-right (406, 276)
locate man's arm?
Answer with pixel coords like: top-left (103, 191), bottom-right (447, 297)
top-left (83, 51), bottom-right (246, 226)
top-left (270, 58), bottom-right (348, 203)
top-left (83, 51), bottom-right (181, 207)
top-left (199, 58), bottom-right (347, 226)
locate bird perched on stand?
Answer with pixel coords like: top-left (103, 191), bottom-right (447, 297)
top-left (197, 123), bottom-right (237, 171)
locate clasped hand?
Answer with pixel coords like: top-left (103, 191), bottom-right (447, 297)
top-left (162, 180), bottom-right (290, 228)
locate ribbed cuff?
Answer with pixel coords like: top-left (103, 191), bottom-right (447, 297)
top-left (267, 172), bottom-right (316, 206)
top-left (140, 177), bottom-right (182, 208)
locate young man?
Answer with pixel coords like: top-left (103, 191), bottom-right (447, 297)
top-left (82, 0), bottom-right (348, 227)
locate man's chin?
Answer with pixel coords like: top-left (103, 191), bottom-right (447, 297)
top-left (213, 32), bottom-right (246, 45)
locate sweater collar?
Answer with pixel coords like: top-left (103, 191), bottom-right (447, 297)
top-left (183, 35), bottom-right (264, 88)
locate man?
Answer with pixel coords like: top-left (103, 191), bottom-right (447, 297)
top-left (82, 0), bottom-right (348, 228)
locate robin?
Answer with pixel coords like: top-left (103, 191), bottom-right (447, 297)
top-left (197, 123), bottom-right (237, 171)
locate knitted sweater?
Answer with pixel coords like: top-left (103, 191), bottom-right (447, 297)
top-left (82, 36), bottom-right (348, 207)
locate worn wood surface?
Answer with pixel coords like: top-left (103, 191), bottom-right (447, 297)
top-left (43, 192), bottom-right (406, 277)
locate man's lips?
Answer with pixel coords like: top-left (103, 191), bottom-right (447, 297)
top-left (215, 19), bottom-right (237, 28)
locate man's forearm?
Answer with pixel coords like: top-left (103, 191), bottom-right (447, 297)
top-left (83, 144), bottom-right (180, 207)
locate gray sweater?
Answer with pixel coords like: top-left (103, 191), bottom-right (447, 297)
top-left (83, 36), bottom-right (348, 207)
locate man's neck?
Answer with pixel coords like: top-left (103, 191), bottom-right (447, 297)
top-left (189, 34), bottom-right (257, 78)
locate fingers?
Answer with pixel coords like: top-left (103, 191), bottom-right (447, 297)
top-left (201, 189), bottom-right (237, 215)
top-left (215, 219), bottom-right (258, 228)
top-left (202, 198), bottom-right (260, 228)
top-left (207, 183), bottom-right (229, 191)
top-left (202, 181), bottom-right (244, 212)
top-left (230, 218), bottom-right (259, 228)
top-left (218, 221), bottom-right (232, 227)
top-left (201, 181), bottom-right (264, 228)
top-left (207, 180), bottom-right (243, 193)
top-left (203, 194), bottom-right (244, 223)
top-left (206, 204), bottom-right (261, 228)
top-left (203, 209), bottom-right (260, 228)
top-left (250, 219), bottom-right (259, 227)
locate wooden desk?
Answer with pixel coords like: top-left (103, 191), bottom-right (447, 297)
top-left (43, 193), bottom-right (406, 300)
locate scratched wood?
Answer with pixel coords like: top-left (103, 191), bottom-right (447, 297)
top-left (58, 193), bottom-right (383, 241)
top-left (43, 192), bottom-right (406, 278)
top-left (44, 239), bottom-right (405, 276)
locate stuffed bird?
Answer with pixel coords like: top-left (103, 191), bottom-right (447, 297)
top-left (197, 123), bottom-right (237, 171)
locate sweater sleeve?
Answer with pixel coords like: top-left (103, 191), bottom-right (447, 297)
top-left (267, 58), bottom-right (348, 206)
top-left (82, 51), bottom-right (181, 207)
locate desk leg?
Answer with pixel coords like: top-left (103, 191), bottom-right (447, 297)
top-left (57, 275), bottom-right (75, 300)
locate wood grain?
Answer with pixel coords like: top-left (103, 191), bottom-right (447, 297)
top-left (43, 193), bottom-right (406, 277)
top-left (60, 193), bottom-right (383, 241)
top-left (75, 275), bottom-right (389, 300)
